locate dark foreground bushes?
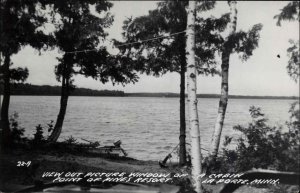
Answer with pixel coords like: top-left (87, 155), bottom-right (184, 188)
top-left (206, 103), bottom-right (300, 173)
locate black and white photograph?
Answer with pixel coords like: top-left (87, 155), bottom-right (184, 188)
top-left (0, 1), bottom-right (299, 193)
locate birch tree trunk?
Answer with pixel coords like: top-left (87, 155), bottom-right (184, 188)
top-left (186, 1), bottom-right (202, 192)
top-left (210, 1), bottom-right (237, 158)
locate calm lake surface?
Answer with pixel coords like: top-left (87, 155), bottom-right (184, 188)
top-left (9, 96), bottom-right (296, 161)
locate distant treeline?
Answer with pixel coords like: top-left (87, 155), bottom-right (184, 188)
top-left (0, 83), bottom-right (298, 100)
top-left (125, 93), bottom-right (299, 100)
top-left (0, 83), bottom-right (125, 96)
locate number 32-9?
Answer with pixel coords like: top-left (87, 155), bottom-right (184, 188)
top-left (17, 161), bottom-right (31, 167)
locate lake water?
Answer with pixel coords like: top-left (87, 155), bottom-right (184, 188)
top-left (9, 96), bottom-right (296, 161)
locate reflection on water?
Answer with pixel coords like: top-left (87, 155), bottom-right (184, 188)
top-left (10, 96), bottom-right (295, 161)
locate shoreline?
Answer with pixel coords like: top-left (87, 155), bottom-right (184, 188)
top-left (0, 148), bottom-right (170, 191)
top-left (5, 94), bottom-right (300, 100)
top-left (1, 148), bottom-right (297, 193)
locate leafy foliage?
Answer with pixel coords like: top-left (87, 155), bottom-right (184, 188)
top-left (9, 112), bottom-right (25, 143)
top-left (115, 1), bottom-right (224, 165)
top-left (209, 105), bottom-right (300, 173)
top-left (195, 13), bottom-right (230, 75)
top-left (226, 24), bottom-right (263, 61)
top-left (286, 102), bottom-right (300, 134)
top-left (286, 40), bottom-right (299, 82)
top-left (0, 0), bottom-right (52, 56)
top-left (32, 121), bottom-right (53, 144)
top-left (116, 1), bottom-right (229, 76)
top-left (117, 1), bottom-right (263, 77)
top-left (0, 65), bottom-right (29, 82)
top-left (10, 67), bottom-right (29, 83)
top-left (46, 1), bottom-right (138, 142)
top-left (274, 1), bottom-right (300, 82)
top-left (63, 135), bottom-right (77, 145)
top-left (0, 0), bottom-right (54, 141)
top-left (48, 0), bottom-right (138, 87)
top-left (274, 1), bottom-right (299, 26)
top-left (33, 124), bottom-right (45, 142)
top-left (47, 120), bottom-right (54, 133)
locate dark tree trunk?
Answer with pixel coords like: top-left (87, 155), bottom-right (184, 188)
top-left (48, 63), bottom-right (70, 142)
top-left (1, 53), bottom-right (11, 147)
top-left (179, 57), bottom-right (187, 166)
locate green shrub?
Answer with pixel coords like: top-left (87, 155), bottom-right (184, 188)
top-left (32, 121), bottom-right (54, 146)
top-left (9, 112), bottom-right (25, 143)
top-left (210, 104), bottom-right (299, 173)
top-left (33, 121), bottom-right (53, 141)
top-left (33, 124), bottom-right (44, 142)
top-left (63, 135), bottom-right (77, 145)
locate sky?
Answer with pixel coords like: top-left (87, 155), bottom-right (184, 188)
top-left (11, 1), bottom-right (299, 96)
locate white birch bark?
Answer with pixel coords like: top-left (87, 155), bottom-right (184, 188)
top-left (186, 1), bottom-right (202, 192)
top-left (210, 1), bottom-right (237, 158)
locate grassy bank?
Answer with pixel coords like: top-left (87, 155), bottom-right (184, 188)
top-left (1, 144), bottom-right (298, 193)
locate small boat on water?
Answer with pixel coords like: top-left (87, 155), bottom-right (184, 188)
top-left (81, 139), bottom-right (128, 157)
top-left (87, 146), bottom-right (127, 157)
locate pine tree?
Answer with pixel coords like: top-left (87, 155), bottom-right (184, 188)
top-left (115, 1), bottom-right (229, 165)
top-left (0, 0), bottom-right (50, 147)
top-left (47, 1), bottom-right (138, 142)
